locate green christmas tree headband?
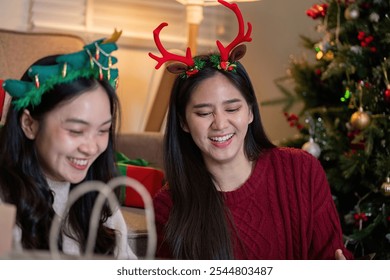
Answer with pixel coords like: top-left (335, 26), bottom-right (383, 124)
top-left (148, 0), bottom-right (252, 78)
top-left (2, 30), bottom-right (122, 111)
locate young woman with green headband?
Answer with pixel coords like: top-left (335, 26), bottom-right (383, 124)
top-left (0, 34), bottom-right (136, 259)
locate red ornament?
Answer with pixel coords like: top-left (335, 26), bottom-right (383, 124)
top-left (363, 82), bottom-right (372, 89)
top-left (347, 129), bottom-right (360, 139)
top-left (283, 112), bottom-right (303, 131)
top-left (364, 36), bottom-right (374, 44)
top-left (357, 31), bottom-right (365, 40)
top-left (354, 212), bottom-right (368, 222)
top-left (357, 31), bottom-right (376, 51)
top-left (306, 4), bottom-right (328, 19)
top-left (384, 86), bottom-right (390, 103)
top-left (348, 129), bottom-right (365, 150)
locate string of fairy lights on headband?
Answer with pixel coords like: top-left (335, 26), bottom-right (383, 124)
top-left (85, 43), bottom-right (114, 81)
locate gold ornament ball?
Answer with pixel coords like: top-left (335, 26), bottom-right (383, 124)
top-left (324, 51), bottom-right (334, 61)
top-left (350, 110), bottom-right (371, 130)
top-left (380, 178), bottom-right (390, 196)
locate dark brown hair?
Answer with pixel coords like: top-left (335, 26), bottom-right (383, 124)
top-left (163, 57), bottom-right (275, 259)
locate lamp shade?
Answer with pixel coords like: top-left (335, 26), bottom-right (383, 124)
top-left (176, 0), bottom-right (259, 25)
top-left (176, 0), bottom-right (259, 54)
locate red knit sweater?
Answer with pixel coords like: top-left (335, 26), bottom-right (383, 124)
top-left (153, 147), bottom-right (353, 259)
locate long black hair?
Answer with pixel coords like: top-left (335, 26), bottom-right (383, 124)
top-left (163, 57), bottom-right (275, 259)
top-left (0, 55), bottom-right (120, 255)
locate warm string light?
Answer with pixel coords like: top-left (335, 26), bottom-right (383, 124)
top-left (382, 57), bottom-right (389, 85)
top-left (85, 48), bottom-right (113, 81)
top-left (341, 70), bottom-right (353, 103)
top-left (341, 87), bottom-right (351, 102)
top-left (357, 81), bottom-right (364, 109)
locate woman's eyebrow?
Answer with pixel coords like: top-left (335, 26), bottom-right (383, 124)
top-left (224, 98), bottom-right (242, 105)
top-left (192, 98), bottom-right (242, 108)
top-left (192, 103), bottom-right (213, 109)
top-left (64, 118), bottom-right (112, 126)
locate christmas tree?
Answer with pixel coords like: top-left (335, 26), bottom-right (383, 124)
top-left (267, 0), bottom-right (390, 259)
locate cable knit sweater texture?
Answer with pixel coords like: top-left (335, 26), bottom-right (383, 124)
top-left (153, 147), bottom-right (353, 259)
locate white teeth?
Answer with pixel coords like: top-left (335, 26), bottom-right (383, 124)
top-left (69, 158), bottom-right (88, 166)
top-left (210, 134), bottom-right (234, 143)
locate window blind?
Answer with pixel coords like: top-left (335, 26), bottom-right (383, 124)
top-left (30, 0), bottom-right (234, 48)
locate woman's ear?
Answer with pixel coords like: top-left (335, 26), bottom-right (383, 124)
top-left (248, 106), bottom-right (254, 124)
top-left (180, 117), bottom-right (189, 133)
top-left (20, 109), bottom-right (39, 140)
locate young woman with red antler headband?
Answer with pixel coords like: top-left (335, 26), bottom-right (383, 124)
top-left (149, 0), bottom-right (353, 260)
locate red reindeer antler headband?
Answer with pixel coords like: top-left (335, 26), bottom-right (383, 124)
top-left (148, 0), bottom-right (252, 77)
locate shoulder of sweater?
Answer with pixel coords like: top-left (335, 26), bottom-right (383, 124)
top-left (267, 147), bottom-right (320, 165)
top-left (259, 147), bottom-right (325, 177)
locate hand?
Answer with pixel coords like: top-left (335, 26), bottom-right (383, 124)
top-left (335, 249), bottom-right (346, 260)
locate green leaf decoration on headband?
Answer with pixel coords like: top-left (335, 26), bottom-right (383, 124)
top-left (179, 57), bottom-right (207, 79)
top-left (210, 54), bottom-right (237, 72)
top-left (194, 58), bottom-right (206, 71)
top-left (210, 54), bottom-right (221, 68)
top-left (2, 31), bottom-right (121, 111)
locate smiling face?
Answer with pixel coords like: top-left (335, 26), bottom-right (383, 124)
top-left (21, 84), bottom-right (112, 184)
top-left (182, 72), bottom-right (253, 168)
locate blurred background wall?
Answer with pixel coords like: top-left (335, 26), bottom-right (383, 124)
top-left (0, 0), bottom-right (318, 143)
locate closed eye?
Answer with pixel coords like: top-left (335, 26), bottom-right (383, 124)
top-left (69, 130), bottom-right (83, 135)
top-left (226, 106), bottom-right (240, 113)
top-left (196, 112), bottom-right (212, 117)
top-left (98, 129), bottom-right (110, 135)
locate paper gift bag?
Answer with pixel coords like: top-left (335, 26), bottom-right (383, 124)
top-left (0, 203), bottom-right (16, 256)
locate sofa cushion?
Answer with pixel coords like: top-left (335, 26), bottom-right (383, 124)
top-left (116, 132), bottom-right (164, 170)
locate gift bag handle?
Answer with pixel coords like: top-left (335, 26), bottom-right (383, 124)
top-left (49, 177), bottom-right (156, 259)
